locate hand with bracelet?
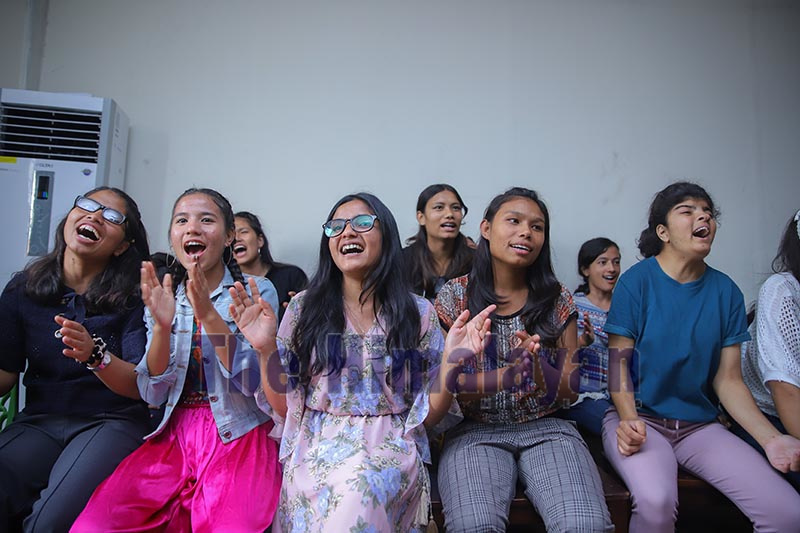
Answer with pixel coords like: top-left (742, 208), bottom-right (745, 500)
top-left (54, 315), bottom-right (109, 370)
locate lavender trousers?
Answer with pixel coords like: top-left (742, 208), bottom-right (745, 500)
top-left (601, 409), bottom-right (800, 533)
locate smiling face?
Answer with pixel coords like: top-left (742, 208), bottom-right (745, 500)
top-left (64, 189), bottom-right (130, 262)
top-left (327, 199), bottom-right (382, 282)
top-left (233, 216), bottom-right (265, 271)
top-left (480, 196), bottom-right (545, 270)
top-left (169, 193), bottom-right (233, 277)
top-left (658, 197), bottom-right (717, 260)
top-left (417, 190), bottom-right (465, 241)
top-left (582, 246), bottom-right (621, 295)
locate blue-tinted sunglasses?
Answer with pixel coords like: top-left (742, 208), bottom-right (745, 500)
top-left (73, 195), bottom-right (127, 225)
top-left (322, 214), bottom-right (378, 238)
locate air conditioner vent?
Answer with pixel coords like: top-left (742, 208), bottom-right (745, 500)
top-left (0, 103), bottom-right (101, 163)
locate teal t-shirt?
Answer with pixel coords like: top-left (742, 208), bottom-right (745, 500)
top-left (605, 257), bottom-right (750, 422)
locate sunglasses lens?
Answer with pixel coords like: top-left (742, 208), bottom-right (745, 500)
top-left (323, 219), bottom-right (346, 238)
top-left (103, 209), bottom-right (125, 225)
top-left (75, 196), bottom-right (125, 225)
top-left (76, 196), bottom-right (102, 212)
top-left (351, 215), bottom-right (375, 232)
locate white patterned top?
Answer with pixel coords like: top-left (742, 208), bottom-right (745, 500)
top-left (742, 272), bottom-right (800, 417)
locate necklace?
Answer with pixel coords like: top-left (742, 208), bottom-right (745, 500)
top-left (343, 299), bottom-right (374, 337)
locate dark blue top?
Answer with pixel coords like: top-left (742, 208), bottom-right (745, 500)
top-left (605, 257), bottom-right (750, 422)
top-left (267, 263), bottom-right (308, 321)
top-left (0, 272), bottom-right (149, 418)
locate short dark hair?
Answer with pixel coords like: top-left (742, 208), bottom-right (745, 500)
top-left (637, 181), bottom-right (719, 258)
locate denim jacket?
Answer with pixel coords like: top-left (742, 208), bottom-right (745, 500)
top-left (135, 267), bottom-right (279, 443)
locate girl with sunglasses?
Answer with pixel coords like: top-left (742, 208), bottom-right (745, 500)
top-left (228, 192), bottom-right (495, 532)
top-left (433, 187), bottom-right (613, 532)
top-left (233, 210), bottom-right (308, 321)
top-left (0, 188), bottom-right (152, 532)
top-left (403, 184), bottom-right (474, 302)
top-left (73, 188), bottom-right (281, 532)
top-left (603, 182), bottom-right (800, 532)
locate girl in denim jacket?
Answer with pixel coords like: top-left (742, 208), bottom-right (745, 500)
top-left (73, 188), bottom-right (281, 533)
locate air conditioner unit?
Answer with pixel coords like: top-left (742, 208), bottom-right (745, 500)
top-left (0, 88), bottom-right (130, 286)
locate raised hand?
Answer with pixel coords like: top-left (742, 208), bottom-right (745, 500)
top-left (141, 261), bottom-right (175, 328)
top-left (764, 434), bottom-right (800, 473)
top-left (185, 257), bottom-right (215, 322)
top-left (443, 304), bottom-right (495, 367)
top-left (54, 315), bottom-right (93, 363)
top-left (440, 305), bottom-right (494, 394)
top-left (579, 313), bottom-right (594, 348)
top-left (502, 331), bottom-right (539, 391)
top-left (616, 418), bottom-right (647, 456)
top-left (229, 277), bottom-right (278, 354)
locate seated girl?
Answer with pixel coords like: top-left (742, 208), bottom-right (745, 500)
top-left (738, 208), bottom-right (800, 492)
top-left (560, 237), bottom-right (621, 435)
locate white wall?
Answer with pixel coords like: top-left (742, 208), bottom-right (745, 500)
top-left (23, 0), bottom-right (800, 302)
top-left (0, 0), bottom-right (29, 88)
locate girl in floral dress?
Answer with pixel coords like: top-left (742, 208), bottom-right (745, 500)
top-left (229, 192), bottom-right (504, 532)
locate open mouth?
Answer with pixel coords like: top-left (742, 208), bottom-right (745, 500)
top-left (603, 274), bottom-right (618, 282)
top-left (693, 226), bottom-right (710, 238)
top-left (340, 243), bottom-right (364, 255)
top-left (233, 243), bottom-right (247, 257)
top-left (184, 240), bottom-right (206, 257)
top-left (510, 243), bottom-right (532, 253)
top-left (440, 222), bottom-right (457, 230)
top-left (77, 224), bottom-right (99, 242)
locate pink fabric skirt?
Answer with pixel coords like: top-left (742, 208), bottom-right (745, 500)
top-left (71, 404), bottom-right (281, 533)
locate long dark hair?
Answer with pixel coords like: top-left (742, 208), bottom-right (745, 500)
top-left (291, 192), bottom-right (421, 382)
top-left (234, 211), bottom-right (287, 270)
top-left (165, 188), bottom-right (244, 292)
top-left (467, 187), bottom-right (562, 345)
top-left (22, 186), bottom-right (150, 313)
top-left (575, 237), bottom-right (619, 294)
top-left (405, 184), bottom-right (473, 297)
top-left (772, 210), bottom-right (800, 282)
top-left (637, 181), bottom-right (720, 258)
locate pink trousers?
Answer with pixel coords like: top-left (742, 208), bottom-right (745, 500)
top-left (71, 404), bottom-right (281, 533)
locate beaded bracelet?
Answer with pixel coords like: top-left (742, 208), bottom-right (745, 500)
top-left (85, 335), bottom-right (107, 367)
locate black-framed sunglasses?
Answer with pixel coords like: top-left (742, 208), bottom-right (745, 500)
top-left (322, 214), bottom-right (378, 238)
top-left (73, 195), bottom-right (127, 225)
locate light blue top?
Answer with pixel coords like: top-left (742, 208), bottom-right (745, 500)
top-left (135, 267), bottom-right (279, 443)
top-left (605, 257), bottom-right (750, 422)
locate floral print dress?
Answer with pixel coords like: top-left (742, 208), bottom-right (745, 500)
top-left (259, 292), bottom-right (444, 533)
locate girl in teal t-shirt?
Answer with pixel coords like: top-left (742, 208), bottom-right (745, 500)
top-left (602, 181), bottom-right (800, 533)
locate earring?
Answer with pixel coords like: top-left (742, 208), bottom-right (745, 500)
top-left (166, 246), bottom-right (177, 269)
top-left (258, 248), bottom-right (262, 254)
